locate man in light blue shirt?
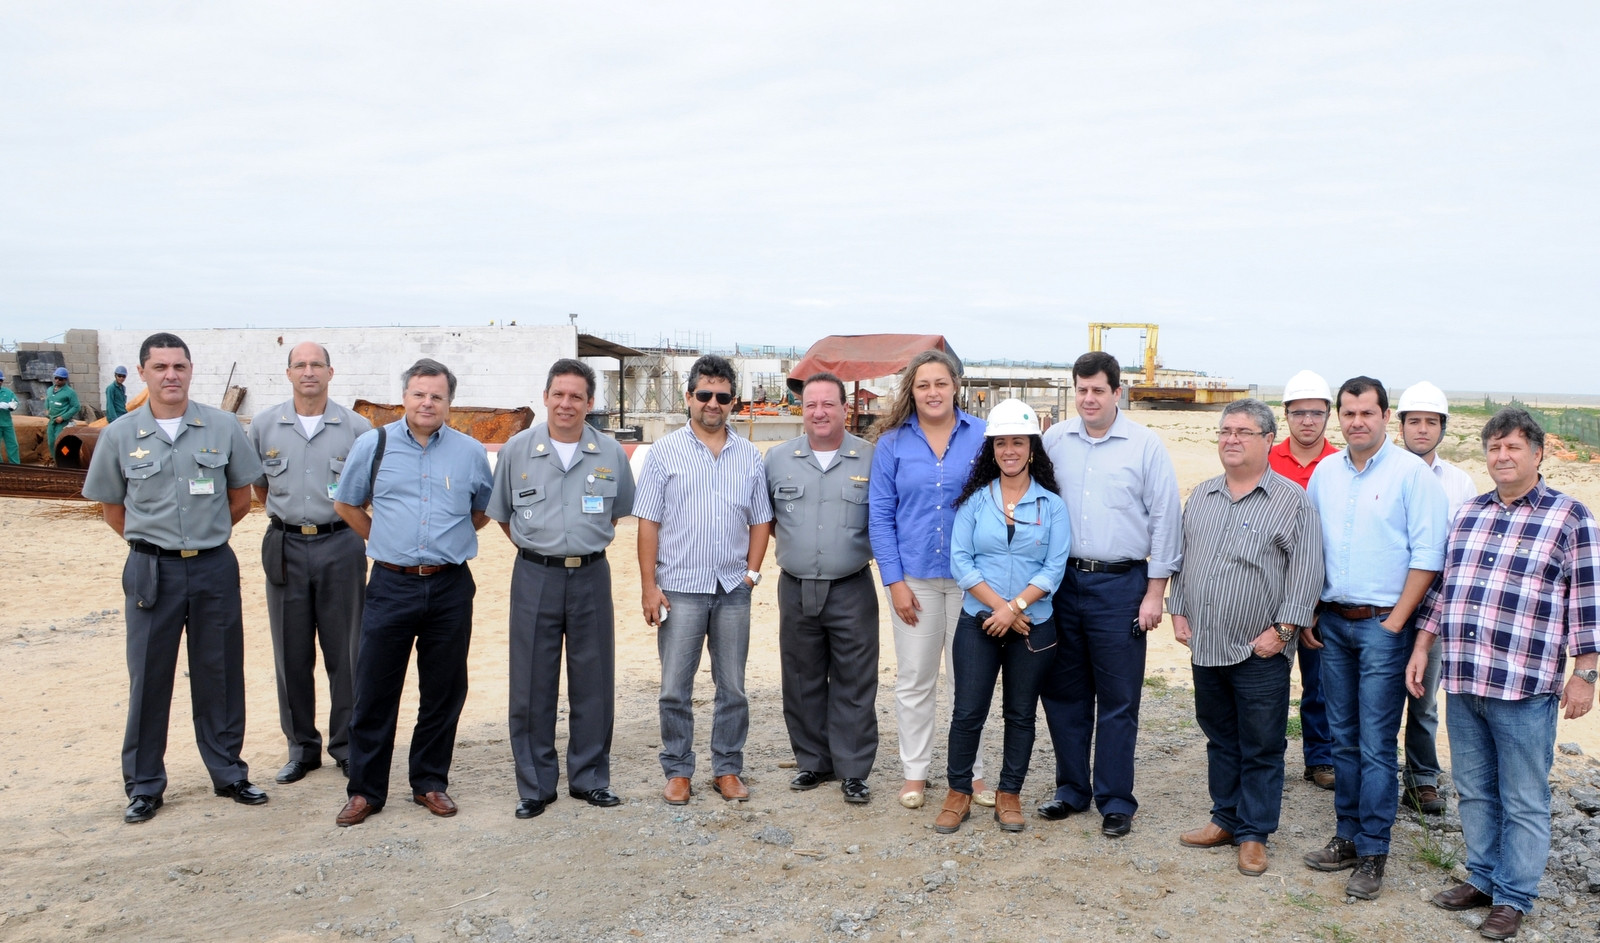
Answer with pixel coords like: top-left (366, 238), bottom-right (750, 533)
top-left (1038, 352), bottom-right (1183, 838)
top-left (330, 358), bottom-right (493, 827)
top-left (1301, 376), bottom-right (1447, 900)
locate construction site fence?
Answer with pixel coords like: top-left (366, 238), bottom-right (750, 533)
top-left (1507, 399), bottom-right (1600, 452)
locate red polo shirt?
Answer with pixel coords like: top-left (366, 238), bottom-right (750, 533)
top-left (1268, 438), bottom-right (1338, 490)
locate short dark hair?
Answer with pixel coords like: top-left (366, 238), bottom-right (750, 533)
top-left (546, 358), bottom-right (596, 399)
top-left (1073, 351), bottom-right (1121, 391)
top-left (1336, 376), bottom-right (1389, 413)
top-left (686, 354), bottom-right (737, 393)
top-left (286, 343), bottom-right (331, 368)
top-left (139, 332), bottom-right (191, 367)
top-left (1480, 406), bottom-right (1545, 454)
top-left (401, 358), bottom-right (457, 402)
top-left (801, 372), bottom-right (847, 404)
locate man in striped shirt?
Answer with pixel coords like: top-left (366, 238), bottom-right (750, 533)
top-left (1169, 400), bottom-right (1324, 878)
top-left (1408, 407), bottom-right (1598, 941)
top-left (636, 355), bottom-right (774, 806)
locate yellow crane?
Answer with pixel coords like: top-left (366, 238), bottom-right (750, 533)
top-left (1087, 322), bottom-right (1159, 386)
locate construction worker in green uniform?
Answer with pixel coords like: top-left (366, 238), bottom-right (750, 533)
top-left (105, 365), bottom-right (129, 421)
top-left (0, 368), bottom-right (19, 464)
top-left (46, 366), bottom-right (80, 462)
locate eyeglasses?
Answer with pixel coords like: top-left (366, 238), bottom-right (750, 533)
top-left (289, 361), bottom-right (330, 371)
top-left (1217, 429), bottom-right (1270, 441)
top-left (693, 390), bottom-right (734, 404)
top-left (1287, 409), bottom-right (1327, 420)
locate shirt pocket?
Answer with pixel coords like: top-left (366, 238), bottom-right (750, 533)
top-left (329, 457), bottom-right (346, 480)
top-left (588, 476), bottom-right (619, 498)
top-left (262, 457), bottom-right (290, 495)
top-left (510, 485), bottom-right (548, 521)
top-left (192, 450), bottom-right (228, 497)
top-left (1102, 467), bottom-right (1140, 509)
top-left (122, 456), bottom-right (164, 499)
top-left (773, 482), bottom-right (805, 513)
top-left (841, 480), bottom-right (869, 528)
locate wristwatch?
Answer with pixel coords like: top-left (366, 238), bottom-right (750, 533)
top-left (1574, 668), bottom-right (1599, 684)
top-left (1273, 623), bottom-right (1298, 644)
top-left (746, 569), bottom-right (762, 587)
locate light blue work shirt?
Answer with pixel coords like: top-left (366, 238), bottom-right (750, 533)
top-left (334, 419), bottom-right (493, 567)
top-left (1041, 410), bottom-right (1183, 577)
top-left (1306, 437), bottom-right (1448, 607)
top-left (868, 410), bottom-right (986, 585)
top-left (951, 477), bottom-right (1072, 620)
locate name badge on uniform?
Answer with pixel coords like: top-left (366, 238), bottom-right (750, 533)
top-left (190, 478), bottom-right (216, 495)
top-left (327, 482), bottom-right (339, 500)
top-left (582, 495), bottom-right (604, 514)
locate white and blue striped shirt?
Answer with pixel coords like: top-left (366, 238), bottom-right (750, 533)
top-left (634, 425), bottom-right (775, 593)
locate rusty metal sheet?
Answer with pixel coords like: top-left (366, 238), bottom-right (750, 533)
top-left (0, 464), bottom-right (90, 501)
top-left (352, 400), bottom-right (535, 444)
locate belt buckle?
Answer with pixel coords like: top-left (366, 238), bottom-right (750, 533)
top-left (563, 556), bottom-right (582, 568)
top-left (180, 550), bottom-right (199, 558)
top-left (300, 524), bottom-right (319, 535)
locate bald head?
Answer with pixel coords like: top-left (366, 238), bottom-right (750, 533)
top-left (286, 341), bottom-right (334, 409)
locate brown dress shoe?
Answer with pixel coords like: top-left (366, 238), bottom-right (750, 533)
top-left (413, 791), bottom-right (457, 817)
top-left (713, 774), bottom-right (749, 801)
top-left (1432, 881), bottom-right (1493, 911)
top-left (933, 790), bottom-right (972, 834)
top-left (1237, 841), bottom-right (1268, 876)
top-left (336, 794), bottom-right (381, 827)
top-left (1304, 765), bottom-right (1335, 790)
top-left (663, 777), bottom-right (692, 805)
top-left (1478, 904), bottom-right (1522, 940)
top-left (1179, 822), bottom-right (1235, 848)
top-left (994, 791), bottom-right (1024, 832)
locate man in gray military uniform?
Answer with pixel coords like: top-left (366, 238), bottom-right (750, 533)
top-left (83, 332), bottom-right (268, 824)
top-left (249, 341), bottom-right (373, 785)
top-left (488, 359), bottom-right (636, 819)
top-left (763, 372), bottom-right (880, 803)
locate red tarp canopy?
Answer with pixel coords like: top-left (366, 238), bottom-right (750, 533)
top-left (786, 334), bottom-right (962, 394)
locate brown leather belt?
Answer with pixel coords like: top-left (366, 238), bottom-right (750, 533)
top-left (376, 560), bottom-right (458, 577)
top-left (1320, 602), bottom-right (1394, 621)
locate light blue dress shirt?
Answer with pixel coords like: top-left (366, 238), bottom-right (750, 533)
top-left (1041, 410), bottom-right (1183, 577)
top-left (334, 420), bottom-right (494, 566)
top-left (868, 410), bottom-right (986, 585)
top-left (952, 478), bottom-right (1072, 620)
top-left (1306, 438), bottom-right (1448, 606)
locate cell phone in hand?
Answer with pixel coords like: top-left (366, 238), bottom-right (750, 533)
top-left (1131, 616), bottom-right (1148, 639)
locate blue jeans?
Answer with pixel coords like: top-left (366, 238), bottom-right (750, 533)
top-left (658, 585), bottom-right (752, 779)
top-left (1192, 652), bottom-right (1291, 843)
top-left (1447, 691), bottom-right (1558, 914)
top-left (1317, 611), bottom-right (1411, 855)
top-left (1297, 641), bottom-right (1332, 767)
top-left (947, 611), bottom-right (1056, 794)
top-left (1402, 638), bottom-right (1443, 789)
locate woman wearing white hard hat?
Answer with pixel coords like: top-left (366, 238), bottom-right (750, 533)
top-left (932, 399), bottom-right (1071, 834)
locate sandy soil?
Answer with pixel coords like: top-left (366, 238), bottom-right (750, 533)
top-left (3, 407), bottom-right (1599, 942)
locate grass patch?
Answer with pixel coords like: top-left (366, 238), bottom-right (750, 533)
top-left (1285, 715), bottom-right (1303, 739)
top-left (1285, 890), bottom-right (1324, 913)
top-left (1142, 675), bottom-right (1170, 694)
top-left (1317, 924), bottom-right (1358, 943)
top-left (1409, 812), bottom-right (1464, 871)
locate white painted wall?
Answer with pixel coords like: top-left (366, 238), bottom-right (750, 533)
top-left (96, 325), bottom-right (576, 415)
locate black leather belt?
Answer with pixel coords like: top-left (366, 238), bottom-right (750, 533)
top-left (781, 565), bottom-right (872, 584)
top-left (519, 548), bottom-right (606, 568)
top-left (130, 540), bottom-right (222, 559)
top-left (376, 561), bottom-right (458, 577)
top-left (1320, 602), bottom-right (1394, 621)
top-left (269, 517), bottom-right (350, 536)
top-left (1068, 557), bottom-right (1141, 574)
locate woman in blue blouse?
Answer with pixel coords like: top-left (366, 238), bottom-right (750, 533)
top-left (869, 349), bottom-right (990, 810)
top-left (933, 399), bottom-right (1071, 834)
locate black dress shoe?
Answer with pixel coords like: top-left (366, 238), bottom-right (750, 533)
top-left (841, 778), bottom-right (870, 803)
top-left (570, 787), bottom-right (622, 807)
top-left (336, 758), bottom-right (349, 778)
top-left (515, 798), bottom-right (548, 819)
top-left (214, 780), bottom-right (270, 805)
top-left (124, 794), bottom-right (163, 824)
top-left (1037, 799), bottom-right (1081, 821)
top-left (275, 759), bottom-right (321, 784)
top-left (1102, 813), bottom-right (1132, 837)
top-left (790, 770), bottom-right (836, 791)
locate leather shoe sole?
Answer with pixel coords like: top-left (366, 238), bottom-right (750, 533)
top-left (1036, 799), bottom-right (1082, 821)
top-left (275, 760), bottom-right (321, 784)
top-left (413, 791), bottom-right (458, 816)
top-left (515, 798), bottom-right (548, 819)
top-left (124, 795), bottom-right (163, 824)
top-left (214, 780), bottom-right (269, 805)
top-left (1101, 813), bottom-right (1132, 838)
top-left (570, 787), bottom-right (621, 807)
top-left (336, 795), bottom-right (381, 827)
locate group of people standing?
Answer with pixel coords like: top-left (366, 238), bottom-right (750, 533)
top-left (81, 334), bottom-right (1596, 941)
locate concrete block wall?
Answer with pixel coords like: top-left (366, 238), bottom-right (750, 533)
top-left (95, 325), bottom-right (576, 418)
top-left (63, 329), bottom-right (102, 411)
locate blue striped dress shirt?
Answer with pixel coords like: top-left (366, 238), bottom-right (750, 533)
top-left (334, 420), bottom-right (493, 566)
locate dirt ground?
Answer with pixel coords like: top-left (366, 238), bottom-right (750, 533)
top-left (3, 407), bottom-right (1599, 942)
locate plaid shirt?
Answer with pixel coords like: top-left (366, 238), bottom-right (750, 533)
top-left (1417, 478), bottom-right (1600, 700)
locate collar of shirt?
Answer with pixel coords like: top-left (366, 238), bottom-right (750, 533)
top-left (1062, 409), bottom-right (1132, 443)
top-left (1268, 437), bottom-right (1336, 467)
top-left (909, 409), bottom-right (980, 446)
top-left (788, 434), bottom-right (868, 470)
top-left (275, 403), bottom-right (347, 436)
top-left (130, 402), bottom-right (209, 442)
top-left (1199, 468), bottom-right (1275, 502)
top-left (524, 424), bottom-right (605, 463)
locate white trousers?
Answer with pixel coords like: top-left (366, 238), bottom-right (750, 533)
top-left (888, 575), bottom-right (986, 781)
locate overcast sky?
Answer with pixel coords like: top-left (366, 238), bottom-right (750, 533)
top-left (3, 2), bottom-right (1596, 391)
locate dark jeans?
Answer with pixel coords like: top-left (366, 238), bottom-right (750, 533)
top-left (1318, 610), bottom-right (1411, 855)
top-left (1297, 641), bottom-right (1332, 767)
top-left (346, 563), bottom-right (475, 805)
top-left (1193, 652), bottom-right (1292, 843)
top-left (948, 611), bottom-right (1056, 794)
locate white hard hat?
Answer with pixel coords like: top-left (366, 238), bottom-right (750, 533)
top-left (986, 398), bottom-right (1041, 437)
top-left (1283, 370), bottom-right (1331, 405)
top-left (1397, 381), bottom-right (1449, 417)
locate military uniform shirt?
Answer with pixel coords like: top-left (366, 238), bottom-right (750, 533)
top-left (83, 401), bottom-right (262, 550)
top-left (764, 432), bottom-right (875, 580)
top-left (487, 422), bottom-right (636, 555)
top-left (250, 400), bottom-right (373, 525)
